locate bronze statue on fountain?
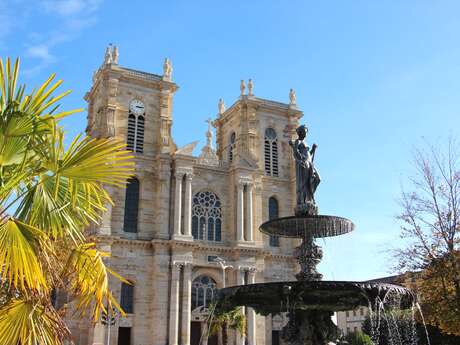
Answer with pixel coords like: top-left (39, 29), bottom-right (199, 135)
top-left (290, 124), bottom-right (321, 217)
top-left (216, 124), bottom-right (414, 345)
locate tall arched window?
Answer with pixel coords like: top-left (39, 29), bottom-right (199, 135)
top-left (123, 177), bottom-right (139, 233)
top-left (229, 132), bottom-right (236, 162)
top-left (126, 101), bottom-right (145, 153)
top-left (191, 275), bottom-right (217, 311)
top-left (264, 128), bottom-right (279, 176)
top-left (191, 191), bottom-right (222, 242)
top-left (268, 196), bottom-right (280, 247)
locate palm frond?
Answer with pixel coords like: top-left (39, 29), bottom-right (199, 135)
top-left (15, 174), bottom-right (112, 240)
top-left (0, 57), bottom-right (134, 343)
top-left (0, 218), bottom-right (48, 294)
top-left (48, 133), bottom-right (135, 186)
top-left (0, 298), bottom-right (70, 345)
top-left (63, 243), bottom-right (129, 321)
top-left (210, 306), bottom-right (246, 336)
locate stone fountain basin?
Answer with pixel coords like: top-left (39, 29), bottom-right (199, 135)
top-left (260, 215), bottom-right (355, 238)
top-left (216, 281), bottom-right (414, 315)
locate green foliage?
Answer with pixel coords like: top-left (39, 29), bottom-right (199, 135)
top-left (344, 331), bottom-right (374, 345)
top-left (0, 57), bottom-right (134, 344)
top-left (209, 306), bottom-right (246, 345)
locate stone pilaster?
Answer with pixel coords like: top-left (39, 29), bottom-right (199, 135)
top-left (183, 174), bottom-right (193, 238)
top-left (247, 269), bottom-right (257, 345)
top-left (181, 263), bottom-right (192, 345)
top-left (106, 105), bottom-right (116, 137)
top-left (236, 268), bottom-right (246, 345)
top-left (236, 182), bottom-right (245, 242)
top-left (91, 322), bottom-right (106, 345)
top-left (173, 173), bottom-right (183, 238)
top-left (245, 183), bottom-right (254, 242)
top-left (169, 262), bottom-right (181, 345)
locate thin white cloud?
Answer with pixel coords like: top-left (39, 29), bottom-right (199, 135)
top-left (21, 0), bottom-right (104, 74)
top-left (26, 44), bottom-right (56, 63)
top-left (41, 0), bottom-right (102, 16)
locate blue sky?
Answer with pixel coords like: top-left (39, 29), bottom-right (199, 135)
top-left (2, 0), bottom-right (460, 281)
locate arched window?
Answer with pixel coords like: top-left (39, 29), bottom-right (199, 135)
top-left (229, 132), bottom-right (236, 162)
top-left (264, 128), bottom-right (278, 176)
top-left (191, 191), bottom-right (222, 242)
top-left (191, 275), bottom-right (217, 311)
top-left (268, 197), bottom-right (280, 247)
top-left (123, 177), bottom-right (139, 233)
top-left (127, 112), bottom-right (144, 153)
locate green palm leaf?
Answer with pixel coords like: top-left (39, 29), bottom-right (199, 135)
top-left (0, 57), bottom-right (134, 344)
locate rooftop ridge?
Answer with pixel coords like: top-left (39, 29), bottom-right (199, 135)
top-left (119, 66), bottom-right (163, 81)
top-left (253, 96), bottom-right (290, 108)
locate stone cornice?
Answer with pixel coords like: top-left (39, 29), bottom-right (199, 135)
top-left (216, 96), bottom-right (303, 124)
top-left (96, 236), bottom-right (296, 262)
top-left (102, 236), bottom-right (152, 247)
top-left (86, 64), bottom-right (178, 101)
top-left (193, 163), bottom-right (228, 174)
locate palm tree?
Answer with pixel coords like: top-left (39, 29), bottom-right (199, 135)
top-left (0, 58), bottom-right (134, 344)
top-left (209, 306), bottom-right (246, 345)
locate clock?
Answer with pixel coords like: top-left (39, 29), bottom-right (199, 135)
top-left (129, 99), bottom-right (145, 116)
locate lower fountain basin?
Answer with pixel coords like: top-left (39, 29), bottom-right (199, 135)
top-left (216, 281), bottom-right (414, 315)
top-left (260, 215), bottom-right (355, 238)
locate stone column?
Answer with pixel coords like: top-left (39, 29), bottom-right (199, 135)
top-left (236, 182), bottom-right (245, 242)
top-left (247, 269), bottom-right (257, 345)
top-left (245, 183), bottom-right (253, 242)
top-left (90, 322), bottom-right (106, 345)
top-left (181, 263), bottom-right (192, 345)
top-left (183, 174), bottom-right (193, 238)
top-left (173, 173), bottom-right (183, 237)
top-left (99, 187), bottom-right (112, 236)
top-left (236, 268), bottom-right (246, 345)
top-left (169, 263), bottom-right (181, 345)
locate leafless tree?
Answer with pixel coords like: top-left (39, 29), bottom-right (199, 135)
top-left (395, 138), bottom-right (460, 334)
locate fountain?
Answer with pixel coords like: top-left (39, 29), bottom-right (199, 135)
top-left (216, 124), bottom-right (414, 345)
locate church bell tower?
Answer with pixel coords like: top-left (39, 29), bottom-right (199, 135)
top-left (85, 45), bottom-right (178, 156)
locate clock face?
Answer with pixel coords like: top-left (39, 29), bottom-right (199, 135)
top-left (129, 99), bottom-right (145, 115)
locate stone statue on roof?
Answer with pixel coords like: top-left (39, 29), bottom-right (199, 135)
top-left (248, 78), bottom-right (254, 96)
top-left (218, 98), bottom-right (225, 114)
top-left (163, 58), bottom-right (172, 81)
top-left (289, 88), bottom-right (297, 105)
top-left (104, 46), bottom-right (112, 64)
top-left (112, 45), bottom-right (119, 64)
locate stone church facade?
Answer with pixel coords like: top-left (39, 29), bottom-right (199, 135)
top-left (68, 46), bottom-right (303, 345)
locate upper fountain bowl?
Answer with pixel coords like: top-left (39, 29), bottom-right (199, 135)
top-left (260, 215), bottom-right (355, 238)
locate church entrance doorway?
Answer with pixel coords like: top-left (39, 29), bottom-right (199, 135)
top-left (191, 322), bottom-right (201, 345)
top-left (190, 275), bottom-right (219, 345)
